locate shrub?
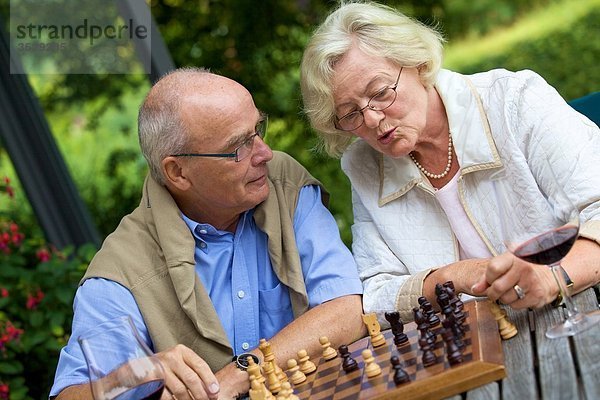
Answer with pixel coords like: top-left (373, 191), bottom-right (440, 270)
top-left (0, 177), bottom-right (95, 400)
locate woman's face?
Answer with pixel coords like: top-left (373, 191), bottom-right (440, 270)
top-left (332, 46), bottom-right (431, 158)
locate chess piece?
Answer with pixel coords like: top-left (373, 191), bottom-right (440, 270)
top-left (440, 326), bottom-right (464, 365)
top-left (259, 338), bottom-right (288, 382)
top-left (276, 381), bottom-right (299, 400)
top-left (362, 349), bottom-right (382, 378)
top-left (414, 307), bottom-right (435, 347)
top-left (249, 376), bottom-right (274, 400)
top-left (418, 296), bottom-right (441, 327)
top-left (390, 355), bottom-right (410, 385)
top-left (362, 313), bottom-right (386, 347)
top-left (247, 356), bottom-right (266, 385)
top-left (419, 337), bottom-right (437, 367)
top-left (442, 318), bottom-right (465, 350)
top-left (443, 281), bottom-right (464, 311)
top-left (319, 336), bottom-right (338, 360)
top-left (263, 360), bottom-right (281, 394)
top-left (286, 359), bottom-right (307, 385)
top-left (384, 311), bottom-right (409, 346)
top-left (489, 302), bottom-right (518, 340)
top-left (339, 344), bottom-right (359, 372)
top-left (297, 349), bottom-right (317, 374)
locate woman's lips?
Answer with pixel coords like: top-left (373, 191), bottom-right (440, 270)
top-left (378, 129), bottom-right (395, 145)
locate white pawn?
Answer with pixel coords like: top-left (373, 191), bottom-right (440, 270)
top-left (362, 349), bottom-right (382, 378)
top-left (319, 336), bottom-right (337, 361)
top-left (249, 379), bottom-right (274, 400)
top-left (286, 358), bottom-right (307, 385)
top-left (297, 349), bottom-right (316, 374)
top-left (263, 360), bottom-right (282, 394)
top-left (276, 381), bottom-right (299, 400)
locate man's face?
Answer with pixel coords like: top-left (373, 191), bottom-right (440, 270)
top-left (175, 77), bottom-right (273, 226)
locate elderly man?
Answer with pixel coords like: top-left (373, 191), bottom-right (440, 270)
top-left (51, 68), bottom-right (365, 400)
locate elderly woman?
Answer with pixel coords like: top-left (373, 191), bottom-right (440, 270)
top-left (300, 1), bottom-right (600, 323)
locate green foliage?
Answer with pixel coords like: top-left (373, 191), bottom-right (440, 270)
top-left (450, 8), bottom-right (600, 101)
top-left (0, 181), bottom-right (95, 400)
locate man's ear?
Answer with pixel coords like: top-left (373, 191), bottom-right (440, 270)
top-left (161, 156), bottom-right (191, 191)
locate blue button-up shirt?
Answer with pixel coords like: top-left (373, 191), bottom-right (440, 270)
top-left (51, 185), bottom-right (362, 396)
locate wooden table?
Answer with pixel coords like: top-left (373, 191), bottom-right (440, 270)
top-left (445, 287), bottom-right (600, 400)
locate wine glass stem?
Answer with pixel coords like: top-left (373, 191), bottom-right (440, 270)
top-left (550, 264), bottom-right (579, 319)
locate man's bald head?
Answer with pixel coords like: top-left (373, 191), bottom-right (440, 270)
top-left (138, 67), bottom-right (249, 185)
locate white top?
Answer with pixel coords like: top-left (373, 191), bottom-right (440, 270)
top-left (341, 68), bottom-right (600, 321)
top-left (435, 172), bottom-right (492, 260)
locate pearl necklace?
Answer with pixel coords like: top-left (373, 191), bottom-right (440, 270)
top-left (409, 133), bottom-right (453, 179)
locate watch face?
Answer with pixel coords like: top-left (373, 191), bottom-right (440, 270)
top-left (234, 353), bottom-right (259, 370)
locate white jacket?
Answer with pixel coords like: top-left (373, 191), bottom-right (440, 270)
top-left (341, 69), bottom-right (600, 322)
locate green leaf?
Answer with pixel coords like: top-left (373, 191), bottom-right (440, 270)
top-left (29, 310), bottom-right (45, 327)
top-left (56, 286), bottom-right (75, 305)
top-left (0, 360), bottom-right (24, 374)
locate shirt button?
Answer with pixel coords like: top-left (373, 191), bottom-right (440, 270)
top-left (242, 342), bottom-right (250, 350)
top-left (199, 242), bottom-right (207, 249)
top-left (199, 229), bottom-right (207, 235)
top-left (237, 290), bottom-right (245, 299)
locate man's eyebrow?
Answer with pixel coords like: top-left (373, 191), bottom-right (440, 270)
top-left (224, 112), bottom-right (267, 149)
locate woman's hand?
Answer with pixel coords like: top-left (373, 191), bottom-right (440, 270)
top-left (471, 252), bottom-right (559, 309)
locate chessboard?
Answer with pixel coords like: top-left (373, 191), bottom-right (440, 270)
top-left (292, 299), bottom-right (505, 400)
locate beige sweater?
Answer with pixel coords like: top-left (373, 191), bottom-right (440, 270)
top-left (81, 151), bottom-right (326, 371)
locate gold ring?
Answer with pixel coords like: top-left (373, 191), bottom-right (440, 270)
top-left (513, 284), bottom-right (525, 300)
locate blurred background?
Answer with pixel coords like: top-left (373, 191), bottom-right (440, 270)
top-left (0, 0), bottom-right (598, 398)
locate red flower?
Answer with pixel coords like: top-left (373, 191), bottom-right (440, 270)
top-left (2, 176), bottom-right (14, 199)
top-left (0, 320), bottom-right (23, 351)
top-left (26, 289), bottom-right (45, 310)
top-left (0, 288), bottom-right (8, 298)
top-left (0, 382), bottom-right (9, 399)
top-left (36, 248), bottom-right (51, 262)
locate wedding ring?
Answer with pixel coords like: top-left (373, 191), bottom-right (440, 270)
top-left (513, 284), bottom-right (526, 300)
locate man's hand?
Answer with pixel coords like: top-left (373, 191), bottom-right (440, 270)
top-left (156, 344), bottom-right (220, 400)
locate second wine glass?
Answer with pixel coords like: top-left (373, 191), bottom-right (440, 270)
top-left (78, 315), bottom-right (166, 400)
top-left (492, 168), bottom-right (600, 338)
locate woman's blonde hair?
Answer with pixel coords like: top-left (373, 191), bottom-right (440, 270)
top-left (300, 1), bottom-right (445, 157)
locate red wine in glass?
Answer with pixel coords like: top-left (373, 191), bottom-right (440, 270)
top-left (513, 225), bottom-right (578, 266)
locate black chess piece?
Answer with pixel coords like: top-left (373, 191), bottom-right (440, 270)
top-left (414, 307), bottom-right (435, 348)
top-left (390, 355), bottom-right (410, 385)
top-left (418, 297), bottom-right (440, 327)
top-left (441, 328), bottom-right (464, 365)
top-left (419, 337), bottom-right (437, 367)
top-left (339, 344), bottom-right (359, 372)
top-left (444, 281), bottom-right (464, 312)
top-left (442, 316), bottom-right (465, 349)
top-left (384, 311), bottom-right (409, 346)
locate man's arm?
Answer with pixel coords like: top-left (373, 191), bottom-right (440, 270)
top-left (266, 294), bottom-right (366, 367)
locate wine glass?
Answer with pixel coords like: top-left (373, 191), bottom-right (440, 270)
top-left (491, 168), bottom-right (600, 338)
top-left (78, 315), bottom-right (166, 400)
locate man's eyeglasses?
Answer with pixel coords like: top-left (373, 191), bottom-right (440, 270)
top-left (334, 67), bottom-right (403, 132)
top-left (170, 117), bottom-right (268, 162)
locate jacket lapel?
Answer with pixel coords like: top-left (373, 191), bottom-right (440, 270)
top-left (145, 176), bottom-right (231, 349)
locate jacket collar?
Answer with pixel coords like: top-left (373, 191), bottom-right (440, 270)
top-left (379, 69), bottom-right (502, 206)
top-left (143, 176), bottom-right (231, 349)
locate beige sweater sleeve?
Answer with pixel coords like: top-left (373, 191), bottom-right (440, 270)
top-left (394, 268), bottom-right (435, 322)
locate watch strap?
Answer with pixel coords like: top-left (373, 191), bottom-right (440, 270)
top-left (552, 268), bottom-right (574, 307)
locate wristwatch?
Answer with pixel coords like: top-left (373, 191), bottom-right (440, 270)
top-left (552, 268), bottom-right (574, 307)
top-left (232, 353), bottom-right (260, 371)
